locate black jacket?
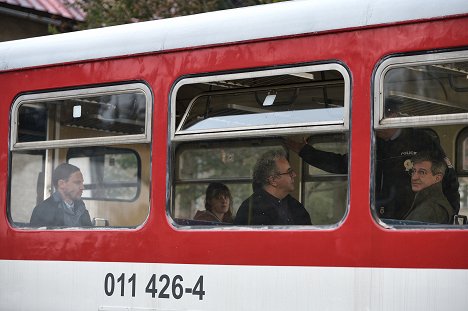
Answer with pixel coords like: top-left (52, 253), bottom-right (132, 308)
top-left (299, 128), bottom-right (459, 219)
top-left (234, 189), bottom-right (311, 225)
top-left (30, 192), bottom-right (92, 227)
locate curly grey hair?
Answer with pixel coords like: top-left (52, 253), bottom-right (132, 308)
top-left (252, 149), bottom-right (287, 189)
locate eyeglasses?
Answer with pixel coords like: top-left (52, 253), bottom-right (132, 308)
top-left (276, 168), bottom-right (295, 178)
top-left (408, 168), bottom-right (430, 177)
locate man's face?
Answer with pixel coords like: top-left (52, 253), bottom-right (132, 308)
top-left (410, 161), bottom-right (441, 192)
top-left (273, 157), bottom-right (296, 194)
top-left (59, 171), bottom-right (84, 202)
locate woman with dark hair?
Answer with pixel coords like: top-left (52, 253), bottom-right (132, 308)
top-left (194, 182), bottom-right (234, 223)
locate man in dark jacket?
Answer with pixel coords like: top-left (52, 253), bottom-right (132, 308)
top-left (287, 127), bottom-right (459, 220)
top-left (404, 151), bottom-right (454, 224)
top-left (30, 163), bottom-right (92, 227)
top-left (285, 99), bottom-right (459, 220)
top-left (234, 150), bottom-right (311, 225)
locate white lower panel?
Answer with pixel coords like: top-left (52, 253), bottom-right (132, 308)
top-left (1, 260), bottom-right (467, 311)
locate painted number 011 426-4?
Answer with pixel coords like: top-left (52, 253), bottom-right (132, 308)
top-left (104, 273), bottom-right (205, 300)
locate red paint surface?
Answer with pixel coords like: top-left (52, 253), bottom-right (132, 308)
top-left (1, 16), bottom-right (468, 269)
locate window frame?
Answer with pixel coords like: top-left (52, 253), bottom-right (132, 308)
top-left (169, 63), bottom-right (351, 229)
top-left (171, 63), bottom-right (351, 142)
top-left (373, 50), bottom-right (468, 228)
top-left (10, 83), bottom-right (153, 151)
top-left (374, 50), bottom-right (468, 129)
top-left (8, 82), bottom-right (152, 229)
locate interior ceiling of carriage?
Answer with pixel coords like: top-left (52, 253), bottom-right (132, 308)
top-left (191, 70), bottom-right (343, 92)
top-left (386, 62), bottom-right (468, 117)
top-left (175, 71), bottom-right (346, 125)
top-left (388, 92), bottom-right (467, 116)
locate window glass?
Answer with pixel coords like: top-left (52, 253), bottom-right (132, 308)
top-left (304, 180), bottom-right (347, 225)
top-left (303, 134), bottom-right (348, 225)
top-left (457, 177), bottom-right (468, 221)
top-left (174, 141), bottom-right (280, 221)
top-left (11, 84), bottom-right (151, 150)
top-left (10, 151), bottom-right (45, 226)
top-left (16, 93), bottom-right (146, 144)
top-left (173, 182), bottom-right (251, 222)
top-left (173, 64), bottom-right (349, 138)
top-left (460, 134), bottom-right (468, 171)
top-left (9, 83), bottom-right (151, 229)
top-left (383, 65), bottom-right (468, 118)
top-left (177, 144), bottom-right (277, 180)
top-left (374, 51), bottom-right (468, 227)
top-left (171, 64), bottom-right (350, 228)
top-left (456, 129), bottom-right (468, 222)
top-left (68, 147), bottom-right (140, 201)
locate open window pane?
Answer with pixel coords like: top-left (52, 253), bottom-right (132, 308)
top-left (11, 83), bottom-right (151, 150)
top-left (17, 92), bottom-right (146, 144)
top-left (377, 56), bottom-right (468, 126)
top-left (173, 65), bottom-right (348, 138)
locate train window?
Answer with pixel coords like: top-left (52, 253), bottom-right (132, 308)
top-left (170, 64), bottom-right (350, 228)
top-left (374, 50), bottom-right (468, 228)
top-left (9, 83), bottom-right (152, 229)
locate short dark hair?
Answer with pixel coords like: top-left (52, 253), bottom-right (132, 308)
top-left (253, 149), bottom-right (287, 189)
top-left (52, 163), bottom-right (80, 188)
top-left (411, 151), bottom-right (446, 176)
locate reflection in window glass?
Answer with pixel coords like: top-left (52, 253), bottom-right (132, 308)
top-left (456, 129), bottom-right (468, 220)
top-left (383, 61), bottom-right (468, 119)
top-left (16, 92), bottom-right (147, 143)
top-left (304, 180), bottom-right (347, 225)
top-left (302, 134), bottom-right (348, 224)
top-left (10, 151), bottom-right (45, 225)
top-left (463, 137), bottom-right (468, 171)
top-left (69, 149), bottom-right (140, 201)
top-left (178, 145), bottom-right (277, 180)
top-left (457, 177), bottom-right (468, 219)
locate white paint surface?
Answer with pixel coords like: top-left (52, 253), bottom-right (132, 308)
top-left (0, 0), bottom-right (467, 71)
top-left (1, 260), bottom-right (467, 311)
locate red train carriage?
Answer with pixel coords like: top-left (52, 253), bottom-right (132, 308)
top-left (1, 1), bottom-right (468, 310)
